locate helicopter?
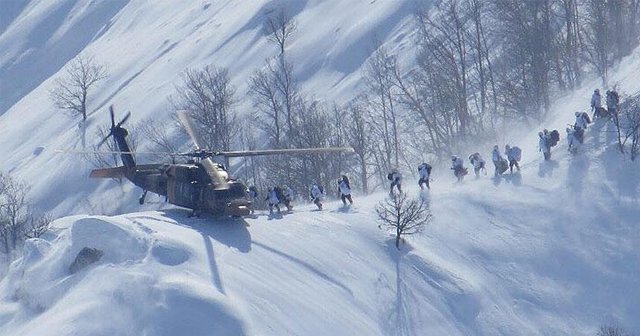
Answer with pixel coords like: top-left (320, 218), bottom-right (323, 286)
top-left (85, 106), bottom-right (354, 217)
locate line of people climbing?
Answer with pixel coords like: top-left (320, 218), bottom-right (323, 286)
top-left (246, 175), bottom-right (354, 215)
top-left (247, 88), bottom-right (621, 214)
top-left (447, 144), bottom-right (522, 182)
top-left (539, 87), bottom-right (618, 158)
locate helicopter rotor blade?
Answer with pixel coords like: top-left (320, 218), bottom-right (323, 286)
top-left (55, 149), bottom-right (177, 156)
top-left (97, 133), bottom-right (112, 148)
top-left (99, 106), bottom-right (130, 148)
top-left (176, 110), bottom-right (204, 150)
top-left (109, 105), bottom-right (116, 128)
top-left (218, 147), bottom-right (355, 158)
top-left (116, 111), bottom-right (131, 128)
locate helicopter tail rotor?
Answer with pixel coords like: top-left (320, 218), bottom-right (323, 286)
top-left (98, 106), bottom-right (131, 147)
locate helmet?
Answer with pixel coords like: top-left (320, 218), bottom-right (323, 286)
top-left (575, 111), bottom-right (581, 117)
top-left (543, 129), bottom-right (548, 133)
top-left (451, 155), bottom-right (457, 161)
top-left (538, 131), bottom-right (544, 136)
top-left (283, 184), bottom-right (288, 189)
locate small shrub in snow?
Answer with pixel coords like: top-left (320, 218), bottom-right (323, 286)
top-left (597, 324), bottom-right (631, 336)
top-left (376, 192), bottom-right (432, 249)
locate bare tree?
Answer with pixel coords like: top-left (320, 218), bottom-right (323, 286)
top-left (264, 8), bottom-right (297, 55)
top-left (376, 193), bottom-right (432, 249)
top-left (361, 46), bottom-right (404, 184)
top-left (583, 0), bottom-right (610, 85)
top-left (345, 100), bottom-right (373, 194)
top-left (174, 66), bottom-right (238, 151)
top-left (0, 174), bottom-right (51, 254)
top-left (614, 93), bottom-right (640, 160)
top-left (24, 213), bottom-right (52, 239)
top-left (138, 115), bottom-right (184, 163)
top-left (50, 55), bottom-right (108, 121)
top-left (249, 65), bottom-right (284, 146)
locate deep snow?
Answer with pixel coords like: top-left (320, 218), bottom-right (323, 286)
top-left (1, 0), bottom-right (640, 335)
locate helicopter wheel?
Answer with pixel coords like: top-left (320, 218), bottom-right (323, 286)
top-left (139, 190), bottom-right (147, 205)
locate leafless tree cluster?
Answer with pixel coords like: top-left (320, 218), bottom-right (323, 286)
top-left (614, 93), bottom-right (640, 160)
top-left (0, 173), bottom-right (51, 255)
top-left (174, 66), bottom-right (239, 152)
top-left (50, 55), bottom-right (108, 121)
top-left (583, 0), bottom-right (640, 85)
top-left (246, 9), bottom-right (350, 195)
top-left (597, 323), bottom-right (634, 336)
top-left (376, 193), bottom-right (432, 249)
top-left (335, 0), bottom-right (640, 190)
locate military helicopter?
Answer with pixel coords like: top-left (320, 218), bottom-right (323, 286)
top-left (85, 106), bottom-right (353, 217)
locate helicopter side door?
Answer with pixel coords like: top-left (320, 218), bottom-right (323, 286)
top-left (166, 165), bottom-right (200, 209)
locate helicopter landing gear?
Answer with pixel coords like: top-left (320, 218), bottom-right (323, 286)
top-left (139, 190), bottom-right (147, 205)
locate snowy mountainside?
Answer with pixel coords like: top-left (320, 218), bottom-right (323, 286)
top-left (0, 0), bottom-right (420, 216)
top-left (1, 127), bottom-right (639, 335)
top-left (1, 1), bottom-right (640, 335)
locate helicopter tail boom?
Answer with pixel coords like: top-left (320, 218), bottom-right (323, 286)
top-left (90, 166), bottom-right (127, 178)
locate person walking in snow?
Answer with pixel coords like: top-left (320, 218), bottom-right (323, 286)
top-left (265, 187), bottom-right (281, 214)
top-left (388, 168), bottom-right (402, 196)
top-left (505, 145), bottom-right (521, 173)
top-left (417, 163), bottom-right (432, 190)
top-left (282, 185), bottom-right (294, 211)
top-left (574, 111), bottom-right (589, 130)
top-left (451, 155), bottom-right (467, 182)
top-left (566, 127), bottom-right (578, 154)
top-left (591, 89), bottom-right (602, 118)
top-left (468, 152), bottom-right (485, 177)
top-left (539, 130), bottom-right (551, 161)
top-left (572, 124), bottom-right (585, 144)
top-left (310, 182), bottom-right (324, 210)
top-left (338, 175), bottom-right (353, 206)
top-left (606, 89), bottom-right (620, 118)
top-left (247, 185), bottom-right (259, 214)
top-left (492, 145), bottom-right (507, 176)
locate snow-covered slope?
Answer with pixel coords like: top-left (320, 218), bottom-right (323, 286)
top-left (1, 123), bottom-right (639, 335)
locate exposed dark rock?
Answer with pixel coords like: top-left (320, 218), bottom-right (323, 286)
top-left (69, 247), bottom-right (104, 274)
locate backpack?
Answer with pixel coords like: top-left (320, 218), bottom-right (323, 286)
top-left (612, 90), bottom-right (619, 104)
top-left (341, 175), bottom-right (351, 189)
top-left (550, 130), bottom-right (560, 147)
top-left (274, 187), bottom-right (285, 201)
top-left (418, 163), bottom-right (432, 175)
top-left (511, 146), bottom-right (522, 161)
top-left (574, 127), bottom-right (584, 144)
top-left (582, 112), bottom-right (592, 124)
top-left (497, 158), bottom-right (508, 174)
